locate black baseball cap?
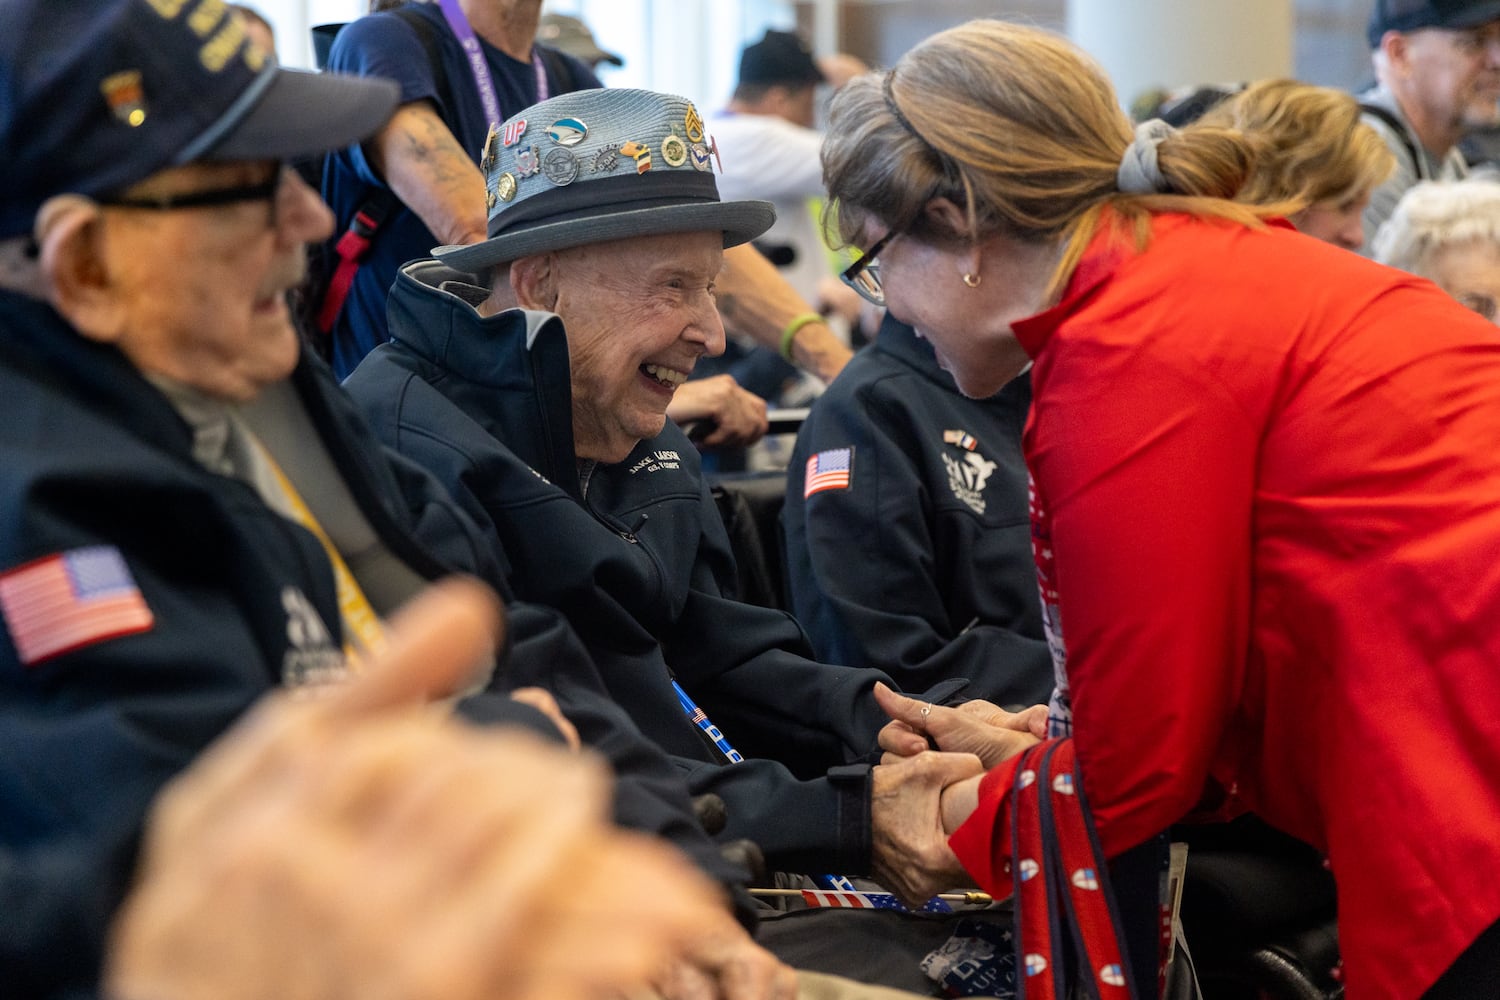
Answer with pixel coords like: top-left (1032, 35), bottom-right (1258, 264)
top-left (1368, 0), bottom-right (1500, 46)
top-left (737, 29), bottom-right (825, 88)
top-left (0, 0), bottom-right (400, 239)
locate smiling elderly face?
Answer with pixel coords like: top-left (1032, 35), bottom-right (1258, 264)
top-left (521, 230), bottom-right (727, 463)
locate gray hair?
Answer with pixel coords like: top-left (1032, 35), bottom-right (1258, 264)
top-left (1371, 178), bottom-right (1500, 276)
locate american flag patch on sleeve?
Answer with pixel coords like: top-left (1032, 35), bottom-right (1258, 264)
top-left (0, 546), bottom-right (155, 666)
top-left (804, 446), bottom-right (854, 498)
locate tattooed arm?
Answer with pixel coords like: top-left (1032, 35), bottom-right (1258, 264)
top-left (365, 100), bottom-right (488, 248)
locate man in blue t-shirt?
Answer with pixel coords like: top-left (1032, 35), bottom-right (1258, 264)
top-left (321, 0), bottom-right (599, 378)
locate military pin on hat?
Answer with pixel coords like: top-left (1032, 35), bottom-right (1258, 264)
top-left (516, 144), bottom-right (541, 178)
top-left (684, 104), bottom-right (705, 143)
top-left (481, 123), bottom-right (502, 172)
top-left (620, 140), bottom-right (652, 174)
top-left (546, 117), bottom-right (588, 145)
top-left (592, 142), bottom-right (622, 173)
top-left (101, 70), bottom-right (148, 128)
top-left (661, 132), bottom-right (688, 168)
top-left (542, 146), bottom-right (580, 186)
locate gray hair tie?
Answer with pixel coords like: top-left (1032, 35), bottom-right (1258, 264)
top-left (1116, 119), bottom-right (1177, 195)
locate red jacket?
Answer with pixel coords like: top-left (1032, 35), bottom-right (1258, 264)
top-left (949, 213), bottom-right (1500, 999)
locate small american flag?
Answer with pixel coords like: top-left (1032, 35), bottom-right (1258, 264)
top-left (801, 889), bottom-right (952, 914)
top-left (804, 447), bottom-right (853, 498)
top-left (0, 546), bottom-right (155, 666)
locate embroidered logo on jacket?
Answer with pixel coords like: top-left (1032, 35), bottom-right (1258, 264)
top-left (0, 546), bottom-right (155, 666)
top-left (280, 585), bottom-right (347, 690)
top-left (941, 440), bottom-right (998, 515)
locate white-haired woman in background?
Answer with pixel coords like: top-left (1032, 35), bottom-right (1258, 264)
top-left (1372, 178), bottom-right (1500, 324)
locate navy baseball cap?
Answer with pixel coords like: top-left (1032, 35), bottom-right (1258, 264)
top-left (1368, 0), bottom-right (1500, 45)
top-left (0, 0), bottom-right (400, 239)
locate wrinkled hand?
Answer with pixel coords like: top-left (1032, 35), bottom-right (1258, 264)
top-left (649, 906), bottom-right (798, 1000)
top-left (668, 374), bottom-right (770, 450)
top-left (870, 750), bottom-right (985, 905)
top-left (106, 578), bottom-right (724, 1000)
top-left (874, 683), bottom-right (1043, 768)
top-left (955, 697), bottom-right (1049, 738)
top-left (508, 685), bottom-right (580, 751)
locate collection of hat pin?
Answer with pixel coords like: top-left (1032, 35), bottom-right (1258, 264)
top-left (481, 104), bottom-right (722, 209)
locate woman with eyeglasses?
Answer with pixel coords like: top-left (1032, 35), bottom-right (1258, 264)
top-left (830, 19), bottom-right (1500, 1000)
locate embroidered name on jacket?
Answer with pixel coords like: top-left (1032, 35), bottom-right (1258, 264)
top-left (627, 449), bottom-right (682, 475)
top-left (0, 546), bottom-right (155, 666)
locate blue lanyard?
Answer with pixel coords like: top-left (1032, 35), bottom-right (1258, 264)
top-left (672, 680), bottom-right (743, 764)
top-left (435, 0), bottom-right (548, 129)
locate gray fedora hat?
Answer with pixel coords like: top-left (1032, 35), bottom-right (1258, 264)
top-left (435, 88), bottom-right (774, 272)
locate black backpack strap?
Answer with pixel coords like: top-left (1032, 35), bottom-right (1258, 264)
top-left (1359, 102), bottom-right (1422, 178)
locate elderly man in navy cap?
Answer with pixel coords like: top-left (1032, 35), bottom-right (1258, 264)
top-left (345, 88), bottom-right (992, 988)
top-left (0, 4), bottom-right (797, 999)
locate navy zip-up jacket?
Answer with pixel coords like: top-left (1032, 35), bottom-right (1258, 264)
top-left (345, 261), bottom-right (965, 875)
top-left (783, 315), bottom-right (1054, 709)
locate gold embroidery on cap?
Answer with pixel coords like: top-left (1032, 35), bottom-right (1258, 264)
top-left (200, 15), bottom-right (245, 72)
top-left (188, 0), bottom-right (228, 38)
top-left (143, 0), bottom-right (191, 18)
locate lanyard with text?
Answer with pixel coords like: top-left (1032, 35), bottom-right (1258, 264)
top-left (435, 0), bottom-right (549, 130)
top-left (1011, 738), bottom-right (1138, 999)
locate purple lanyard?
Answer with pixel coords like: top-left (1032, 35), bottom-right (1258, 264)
top-left (435, 0), bottom-right (549, 129)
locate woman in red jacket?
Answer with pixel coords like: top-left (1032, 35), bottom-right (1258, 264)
top-left (824, 18), bottom-right (1500, 1000)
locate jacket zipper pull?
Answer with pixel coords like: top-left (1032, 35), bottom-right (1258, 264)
top-left (618, 512), bottom-right (649, 544)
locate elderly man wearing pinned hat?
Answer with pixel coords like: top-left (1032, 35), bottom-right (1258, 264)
top-left (345, 86), bottom-right (989, 977)
top-left (0, 4), bottom-right (813, 998)
top-left (319, 0), bottom-right (847, 417)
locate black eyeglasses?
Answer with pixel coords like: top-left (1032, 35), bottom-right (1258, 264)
top-left (98, 166), bottom-right (288, 226)
top-left (840, 229), bottom-right (899, 307)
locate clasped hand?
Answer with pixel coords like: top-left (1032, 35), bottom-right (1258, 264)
top-left (868, 683), bottom-right (1047, 905)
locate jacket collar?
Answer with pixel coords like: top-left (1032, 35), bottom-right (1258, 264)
top-left (873, 313), bottom-right (1031, 415)
top-left (387, 259), bottom-right (580, 488)
top-left (871, 313), bottom-right (952, 389)
top-left (389, 259), bottom-right (569, 388)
